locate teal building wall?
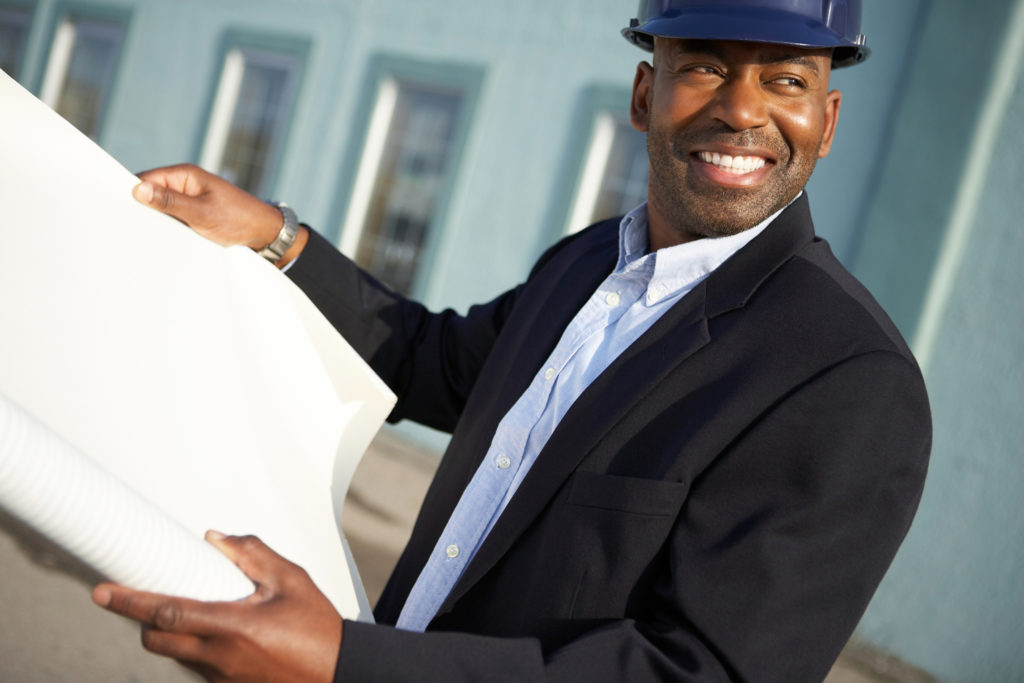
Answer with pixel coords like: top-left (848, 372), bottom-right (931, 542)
top-left (4, 1), bottom-right (1023, 680)
top-left (852, 1), bottom-right (1024, 681)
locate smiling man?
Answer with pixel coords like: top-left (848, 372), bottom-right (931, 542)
top-left (94, 2), bottom-right (931, 682)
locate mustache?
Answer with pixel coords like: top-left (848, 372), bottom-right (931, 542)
top-left (666, 124), bottom-right (788, 160)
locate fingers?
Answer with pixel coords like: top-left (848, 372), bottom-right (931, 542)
top-left (140, 626), bottom-right (209, 663)
top-left (133, 163), bottom-right (216, 228)
top-left (92, 583), bottom-right (237, 637)
top-left (133, 180), bottom-right (200, 227)
top-left (136, 163), bottom-right (208, 196)
top-left (133, 181), bottom-right (177, 212)
top-left (206, 531), bottom-right (304, 594)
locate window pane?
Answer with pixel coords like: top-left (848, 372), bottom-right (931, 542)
top-left (591, 119), bottom-right (648, 222)
top-left (48, 17), bottom-right (124, 140)
top-left (214, 52), bottom-right (299, 195)
top-left (355, 82), bottom-right (462, 295)
top-left (0, 7), bottom-right (31, 80)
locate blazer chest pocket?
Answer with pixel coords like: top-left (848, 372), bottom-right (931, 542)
top-left (566, 470), bottom-right (688, 517)
top-left (528, 471), bottom-right (690, 619)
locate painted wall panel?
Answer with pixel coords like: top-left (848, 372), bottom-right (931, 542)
top-left (854, 3), bottom-right (1024, 678)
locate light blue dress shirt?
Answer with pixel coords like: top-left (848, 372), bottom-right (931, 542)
top-left (395, 201), bottom-right (783, 632)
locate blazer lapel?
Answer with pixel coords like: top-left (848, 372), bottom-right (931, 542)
top-left (436, 284), bottom-right (712, 614)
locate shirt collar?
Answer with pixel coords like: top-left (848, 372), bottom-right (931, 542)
top-left (616, 204), bottom-right (650, 271)
top-left (615, 193), bottom-right (801, 301)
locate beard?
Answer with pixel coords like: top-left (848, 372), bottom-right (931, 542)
top-left (645, 122), bottom-right (820, 241)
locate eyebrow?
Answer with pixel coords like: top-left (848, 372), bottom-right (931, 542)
top-left (668, 40), bottom-right (823, 74)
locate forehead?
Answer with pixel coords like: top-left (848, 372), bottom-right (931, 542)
top-left (657, 38), bottom-right (832, 73)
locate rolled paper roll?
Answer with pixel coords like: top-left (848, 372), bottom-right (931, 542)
top-left (0, 392), bottom-right (254, 601)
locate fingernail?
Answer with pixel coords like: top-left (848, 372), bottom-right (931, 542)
top-left (134, 181), bottom-right (154, 203)
top-left (206, 529), bottom-right (226, 542)
top-left (92, 585), bottom-right (111, 607)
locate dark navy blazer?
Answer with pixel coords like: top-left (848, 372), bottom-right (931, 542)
top-left (288, 193), bottom-right (931, 683)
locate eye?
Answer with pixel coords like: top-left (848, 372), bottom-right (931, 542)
top-left (689, 64), bottom-right (723, 76)
top-left (767, 75), bottom-right (808, 90)
top-left (677, 63), bottom-right (725, 82)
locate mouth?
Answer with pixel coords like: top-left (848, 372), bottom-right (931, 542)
top-left (695, 151), bottom-right (768, 174)
top-left (691, 149), bottom-right (775, 187)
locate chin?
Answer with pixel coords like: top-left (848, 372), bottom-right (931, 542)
top-left (670, 196), bottom-right (782, 239)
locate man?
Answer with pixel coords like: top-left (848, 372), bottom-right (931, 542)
top-left (93, 2), bottom-right (931, 681)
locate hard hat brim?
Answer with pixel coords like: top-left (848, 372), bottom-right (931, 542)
top-left (622, 7), bottom-right (869, 68)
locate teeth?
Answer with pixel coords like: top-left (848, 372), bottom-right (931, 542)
top-left (697, 151), bottom-right (767, 174)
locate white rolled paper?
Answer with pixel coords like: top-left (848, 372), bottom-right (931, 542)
top-left (0, 392), bottom-right (254, 602)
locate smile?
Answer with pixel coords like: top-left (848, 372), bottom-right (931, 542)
top-left (696, 151), bottom-right (767, 174)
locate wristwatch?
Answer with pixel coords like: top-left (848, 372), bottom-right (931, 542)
top-left (258, 201), bottom-right (299, 263)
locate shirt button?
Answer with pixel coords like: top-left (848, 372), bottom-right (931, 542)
top-left (605, 292), bottom-right (620, 306)
top-left (543, 367), bottom-right (556, 381)
top-left (496, 455), bottom-right (512, 470)
top-left (445, 544), bottom-right (460, 559)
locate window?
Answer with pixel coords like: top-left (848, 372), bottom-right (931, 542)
top-left (339, 77), bottom-right (469, 295)
top-left (39, 14), bottom-right (125, 140)
top-left (199, 46), bottom-right (302, 197)
top-left (566, 112), bottom-right (648, 234)
top-left (0, 5), bottom-right (32, 80)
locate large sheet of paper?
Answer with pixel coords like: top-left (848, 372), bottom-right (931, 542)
top-left (0, 71), bottom-right (396, 620)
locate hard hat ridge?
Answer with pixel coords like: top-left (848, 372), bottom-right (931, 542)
top-left (623, 0), bottom-right (869, 68)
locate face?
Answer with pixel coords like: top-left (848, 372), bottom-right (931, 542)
top-left (630, 39), bottom-right (842, 248)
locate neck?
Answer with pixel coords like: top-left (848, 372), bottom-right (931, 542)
top-left (645, 191), bottom-right (803, 251)
top-left (646, 201), bottom-right (702, 251)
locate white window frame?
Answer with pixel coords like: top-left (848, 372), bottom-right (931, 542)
top-left (565, 111), bottom-right (649, 235)
top-left (334, 56), bottom-right (482, 299)
top-left (566, 112), bottom-right (618, 235)
top-left (39, 14), bottom-right (125, 138)
top-left (339, 76), bottom-right (400, 258)
top-left (199, 46), bottom-right (301, 197)
top-left (338, 75), bottom-right (467, 296)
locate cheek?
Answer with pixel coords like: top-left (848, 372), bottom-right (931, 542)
top-left (652, 82), bottom-right (709, 129)
top-left (777, 108), bottom-right (826, 161)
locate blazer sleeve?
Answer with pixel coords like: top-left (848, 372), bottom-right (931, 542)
top-left (286, 229), bottom-right (525, 432)
top-left (332, 350), bottom-right (931, 683)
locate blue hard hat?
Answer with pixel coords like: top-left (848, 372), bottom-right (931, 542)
top-left (622, 0), bottom-right (869, 67)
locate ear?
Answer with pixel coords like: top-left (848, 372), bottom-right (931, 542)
top-left (630, 61), bottom-right (654, 132)
top-left (817, 89), bottom-right (842, 158)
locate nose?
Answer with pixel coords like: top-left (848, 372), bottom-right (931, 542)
top-left (710, 75), bottom-right (770, 131)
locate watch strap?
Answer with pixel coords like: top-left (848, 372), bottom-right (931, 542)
top-left (258, 201), bottom-right (299, 263)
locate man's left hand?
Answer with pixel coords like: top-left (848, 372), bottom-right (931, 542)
top-left (92, 531), bottom-right (342, 683)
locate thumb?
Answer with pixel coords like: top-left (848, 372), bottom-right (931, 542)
top-left (133, 180), bottom-right (201, 227)
top-left (205, 531), bottom-right (296, 593)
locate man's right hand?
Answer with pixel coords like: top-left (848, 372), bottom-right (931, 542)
top-left (133, 164), bottom-right (308, 267)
